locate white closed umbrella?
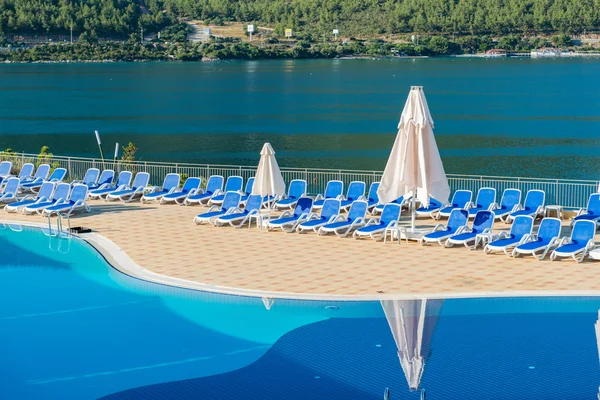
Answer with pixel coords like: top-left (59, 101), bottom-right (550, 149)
top-left (377, 86), bottom-right (450, 232)
top-left (595, 311), bottom-right (600, 399)
top-left (252, 143), bottom-right (286, 219)
top-left (381, 299), bottom-right (443, 392)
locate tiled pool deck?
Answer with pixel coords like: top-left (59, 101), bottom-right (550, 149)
top-left (4, 201), bottom-right (600, 297)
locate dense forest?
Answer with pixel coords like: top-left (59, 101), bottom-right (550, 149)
top-left (1, 0), bottom-right (599, 39)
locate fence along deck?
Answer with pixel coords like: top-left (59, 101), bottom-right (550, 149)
top-left (1, 152), bottom-right (597, 210)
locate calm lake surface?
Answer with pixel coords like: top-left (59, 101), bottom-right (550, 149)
top-left (1, 58), bottom-right (599, 179)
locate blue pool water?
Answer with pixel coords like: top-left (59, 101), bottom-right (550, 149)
top-left (1, 225), bottom-right (600, 399)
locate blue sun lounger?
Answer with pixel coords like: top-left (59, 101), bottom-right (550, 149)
top-left (313, 180), bottom-right (344, 210)
top-left (5, 182), bottom-right (55, 213)
top-left (268, 197), bottom-right (313, 232)
top-left (0, 161), bottom-right (12, 179)
top-left (86, 169), bottom-right (115, 190)
top-left (353, 203), bottom-right (402, 242)
top-left (318, 200), bottom-right (368, 237)
top-left (210, 176), bottom-right (243, 206)
top-left (194, 191), bottom-right (242, 225)
top-left (508, 189), bottom-right (545, 222)
top-left (88, 171), bottom-right (132, 200)
top-left (161, 177), bottom-right (202, 205)
top-left (141, 173), bottom-right (180, 203)
top-left (512, 217), bottom-right (562, 260)
top-left (9, 163), bottom-right (34, 183)
top-left (21, 167), bottom-right (67, 192)
top-left (416, 198), bottom-right (443, 218)
top-left (573, 193), bottom-right (600, 225)
top-left (467, 187), bottom-right (496, 218)
top-left (484, 215), bottom-right (534, 255)
top-left (445, 210), bottom-right (494, 249)
top-left (296, 198), bottom-right (341, 233)
top-left (42, 184), bottom-right (91, 217)
top-left (0, 178), bottom-right (20, 205)
top-left (274, 179), bottom-right (307, 210)
top-left (23, 183), bottom-right (70, 215)
top-left (420, 209), bottom-right (469, 246)
top-left (373, 195), bottom-right (408, 215)
top-left (437, 190), bottom-right (472, 219)
top-left (492, 188), bottom-right (521, 221)
top-left (550, 220), bottom-right (596, 263)
top-left (72, 168), bottom-right (99, 188)
top-left (184, 175), bottom-right (224, 206)
top-left (106, 172), bottom-right (150, 203)
top-left (215, 194), bottom-right (263, 228)
top-left (19, 164), bottom-right (50, 188)
top-left (365, 182), bottom-right (380, 211)
top-left (240, 177), bottom-right (255, 203)
top-left (338, 181), bottom-right (365, 211)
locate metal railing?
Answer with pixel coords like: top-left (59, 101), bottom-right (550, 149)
top-left (1, 152), bottom-right (597, 210)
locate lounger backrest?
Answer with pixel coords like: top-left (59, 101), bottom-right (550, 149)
top-left (368, 182), bottom-right (380, 203)
top-left (182, 177), bottom-right (202, 192)
top-left (511, 215), bottom-right (534, 239)
top-left (0, 161), bottom-right (12, 176)
top-left (323, 180), bottom-right (344, 199)
top-left (288, 179), bottom-right (307, 199)
top-left (472, 211), bottom-right (494, 232)
top-left (98, 169), bottom-right (115, 186)
top-left (34, 164), bottom-right (51, 180)
top-left (524, 190), bottom-right (545, 210)
top-left (587, 193), bottom-right (600, 215)
top-left (162, 173), bottom-right (180, 191)
top-left (380, 203), bottom-right (401, 225)
top-left (245, 177), bottom-right (255, 195)
top-left (131, 172), bottom-right (150, 189)
top-left (69, 184), bottom-right (88, 202)
top-left (52, 183), bottom-right (71, 201)
top-left (451, 190), bottom-right (472, 208)
top-left (49, 168), bottom-right (67, 182)
top-left (2, 177), bottom-right (19, 195)
top-left (346, 181), bottom-right (365, 201)
top-left (447, 209), bottom-right (469, 231)
top-left (571, 220), bottom-right (596, 243)
top-left (293, 197), bottom-right (313, 217)
top-left (245, 194), bottom-right (263, 212)
top-left (321, 199), bottom-right (341, 220)
top-left (206, 175), bottom-right (224, 194)
top-left (427, 198), bottom-right (442, 209)
top-left (222, 191), bottom-right (241, 211)
top-left (476, 187), bottom-right (496, 208)
top-left (116, 171), bottom-right (133, 187)
top-left (19, 163), bottom-right (34, 179)
top-left (500, 189), bottom-right (521, 210)
top-left (82, 168), bottom-right (100, 185)
top-left (348, 200), bottom-right (368, 222)
top-left (393, 196), bottom-right (405, 205)
top-left (224, 176), bottom-right (243, 192)
top-left (537, 218), bottom-right (561, 242)
top-left (38, 182), bottom-right (55, 199)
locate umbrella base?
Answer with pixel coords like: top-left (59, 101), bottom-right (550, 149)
top-left (398, 227), bottom-right (429, 241)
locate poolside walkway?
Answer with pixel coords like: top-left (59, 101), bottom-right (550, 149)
top-left (3, 201), bottom-right (600, 297)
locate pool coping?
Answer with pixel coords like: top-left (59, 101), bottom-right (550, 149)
top-left (5, 219), bottom-right (600, 301)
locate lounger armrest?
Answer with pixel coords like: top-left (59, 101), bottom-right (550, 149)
top-left (188, 188), bottom-right (200, 197)
top-left (212, 189), bottom-right (224, 197)
top-left (298, 212), bottom-right (311, 221)
top-left (512, 204), bottom-right (523, 212)
top-left (195, 187), bottom-right (206, 195)
top-left (72, 199), bottom-right (86, 208)
top-left (353, 217), bottom-right (366, 226)
top-left (433, 223), bottom-right (445, 231)
top-left (535, 206), bottom-right (545, 215)
top-left (314, 194), bottom-right (324, 202)
top-left (464, 201), bottom-right (474, 209)
top-left (488, 203), bottom-right (500, 211)
top-left (54, 198), bottom-right (67, 206)
top-left (207, 205), bottom-right (221, 213)
top-left (482, 228), bottom-right (493, 234)
top-left (327, 214), bottom-right (339, 223)
top-left (167, 187), bottom-right (178, 194)
top-left (357, 195), bottom-right (367, 202)
top-left (230, 207), bottom-right (244, 214)
top-left (336, 194), bottom-right (345, 201)
top-left (575, 208), bottom-right (586, 217)
top-left (519, 234), bottom-right (532, 244)
top-left (586, 239), bottom-right (596, 250)
top-left (306, 212), bottom-right (319, 220)
top-left (386, 221), bottom-right (399, 230)
top-left (21, 194), bottom-right (35, 201)
top-left (331, 215), bottom-right (346, 223)
top-left (548, 237), bottom-right (561, 248)
top-left (72, 179), bottom-right (83, 184)
top-left (280, 211), bottom-right (292, 218)
top-left (364, 218), bottom-right (378, 226)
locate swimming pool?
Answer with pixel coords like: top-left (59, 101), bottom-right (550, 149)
top-left (1, 225), bottom-right (600, 399)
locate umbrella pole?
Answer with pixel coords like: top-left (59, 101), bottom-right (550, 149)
top-left (411, 187), bottom-right (416, 232)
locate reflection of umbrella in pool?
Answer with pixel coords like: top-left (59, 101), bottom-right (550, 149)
top-left (381, 298), bottom-right (443, 391)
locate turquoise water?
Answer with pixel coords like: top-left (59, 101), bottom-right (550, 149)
top-left (1, 59), bottom-right (600, 179)
top-left (2, 225), bottom-right (600, 399)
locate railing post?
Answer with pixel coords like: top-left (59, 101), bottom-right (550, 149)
top-left (67, 157), bottom-right (72, 179)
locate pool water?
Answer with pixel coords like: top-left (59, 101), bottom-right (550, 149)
top-left (1, 225), bottom-right (600, 399)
